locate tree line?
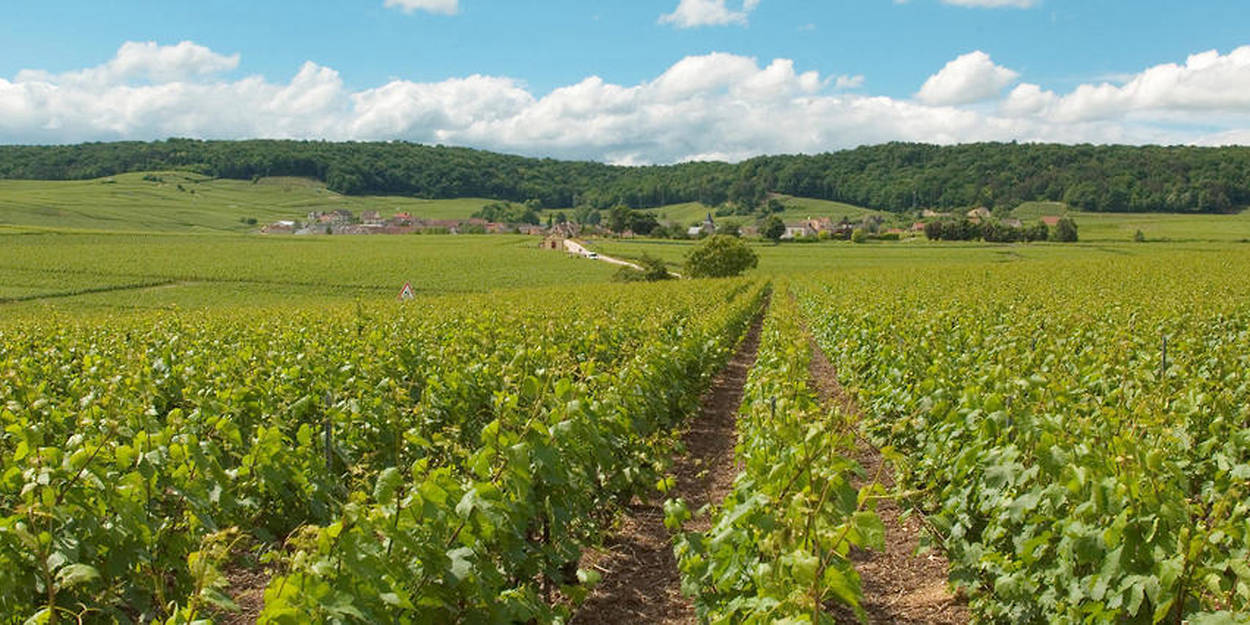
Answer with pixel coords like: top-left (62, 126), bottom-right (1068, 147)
top-left (1, 139), bottom-right (1248, 213)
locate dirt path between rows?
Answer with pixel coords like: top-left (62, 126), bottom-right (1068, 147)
top-left (572, 311), bottom-right (765, 625)
top-left (807, 339), bottom-right (970, 625)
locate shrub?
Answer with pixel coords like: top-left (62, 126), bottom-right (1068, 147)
top-left (615, 254), bottom-right (673, 282)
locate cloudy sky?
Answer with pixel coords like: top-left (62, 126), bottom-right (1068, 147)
top-left (2, 0), bottom-right (1249, 163)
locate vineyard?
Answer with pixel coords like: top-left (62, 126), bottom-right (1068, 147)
top-left (0, 280), bottom-right (763, 623)
top-left (794, 249), bottom-right (1250, 623)
top-left (3, 246), bottom-right (1250, 624)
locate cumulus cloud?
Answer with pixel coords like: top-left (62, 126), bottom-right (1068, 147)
top-left (659, 0), bottom-right (761, 28)
top-left (384, 0), bottom-right (458, 15)
top-left (942, 0), bottom-right (1038, 7)
top-left (4, 41), bottom-right (1250, 163)
top-left (16, 41), bottom-right (239, 86)
top-left (917, 51), bottom-right (1019, 105)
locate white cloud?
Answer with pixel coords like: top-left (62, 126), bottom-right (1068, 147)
top-left (1050, 47), bottom-right (1250, 121)
top-left (942, 0), bottom-right (1038, 8)
top-left (16, 41), bottom-right (239, 86)
top-left (4, 42), bottom-right (1250, 163)
top-left (383, 0), bottom-right (458, 15)
top-left (835, 75), bottom-right (865, 89)
top-left (659, 0), bottom-right (760, 28)
top-left (917, 51), bottom-right (1019, 105)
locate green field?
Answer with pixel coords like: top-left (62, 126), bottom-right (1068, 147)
top-left (584, 236), bottom-right (1250, 277)
top-left (1011, 200), bottom-right (1250, 242)
top-left (0, 231), bottom-right (613, 313)
top-left (0, 172), bottom-right (503, 233)
top-left (2, 172), bottom-right (1249, 318)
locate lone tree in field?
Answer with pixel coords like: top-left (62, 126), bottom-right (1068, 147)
top-left (684, 234), bottom-right (758, 278)
top-left (1051, 216), bottom-right (1079, 242)
top-left (762, 215), bottom-right (786, 243)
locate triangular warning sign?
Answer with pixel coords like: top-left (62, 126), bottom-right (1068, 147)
top-left (398, 282), bottom-right (415, 301)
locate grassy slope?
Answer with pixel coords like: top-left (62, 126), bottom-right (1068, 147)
top-left (642, 195), bottom-right (883, 226)
top-left (0, 172), bottom-right (502, 233)
top-left (1011, 201), bottom-right (1250, 242)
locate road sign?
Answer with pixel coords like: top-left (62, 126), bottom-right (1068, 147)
top-left (398, 282), bottom-right (415, 301)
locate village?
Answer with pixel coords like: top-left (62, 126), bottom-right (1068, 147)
top-left (260, 209), bottom-right (549, 236)
top-left (259, 206), bottom-right (1065, 243)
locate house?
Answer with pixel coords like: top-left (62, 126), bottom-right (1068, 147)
top-left (541, 234), bottom-right (566, 250)
top-left (390, 212), bottom-right (415, 225)
top-left (261, 220), bottom-right (296, 234)
top-left (329, 224), bottom-right (382, 235)
top-left (551, 222), bottom-right (579, 238)
top-left (966, 207), bottom-right (992, 222)
top-left (912, 222), bottom-right (927, 232)
top-left (1003, 218), bottom-right (1023, 229)
top-left (806, 216), bottom-right (836, 234)
top-left (782, 222), bottom-right (817, 239)
top-left (417, 219), bottom-right (465, 234)
top-left (516, 224), bottom-right (546, 236)
top-left (688, 213), bottom-right (716, 237)
top-left (1040, 215), bottom-right (1062, 227)
top-left (922, 209), bottom-right (950, 218)
top-left (361, 210), bottom-right (382, 225)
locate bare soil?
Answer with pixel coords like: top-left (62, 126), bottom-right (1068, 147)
top-left (807, 340), bottom-right (970, 625)
top-left (572, 312), bottom-right (764, 625)
top-left (220, 564), bottom-right (267, 625)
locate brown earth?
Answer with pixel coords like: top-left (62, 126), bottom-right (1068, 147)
top-left (808, 339), bottom-right (970, 625)
top-left (572, 312), bottom-right (765, 625)
top-left (220, 563), bottom-right (266, 625)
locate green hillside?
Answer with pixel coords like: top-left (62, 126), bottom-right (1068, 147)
top-left (5, 139), bottom-right (1250, 213)
top-left (644, 195), bottom-right (883, 226)
top-left (0, 172), bottom-right (501, 233)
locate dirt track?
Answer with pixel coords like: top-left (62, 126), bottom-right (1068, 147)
top-left (572, 313), bottom-right (764, 625)
top-left (807, 339), bottom-right (970, 625)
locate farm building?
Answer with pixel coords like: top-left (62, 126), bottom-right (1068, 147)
top-left (782, 223), bottom-right (817, 239)
top-left (966, 207), bottom-right (992, 222)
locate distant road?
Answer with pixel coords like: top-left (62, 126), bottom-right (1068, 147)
top-left (564, 239), bottom-right (683, 278)
top-left (564, 239), bottom-right (644, 271)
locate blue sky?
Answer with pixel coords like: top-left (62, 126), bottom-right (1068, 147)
top-left (3, 1), bottom-right (1250, 162)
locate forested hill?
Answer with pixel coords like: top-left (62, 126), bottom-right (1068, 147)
top-left (1, 139), bottom-right (1248, 213)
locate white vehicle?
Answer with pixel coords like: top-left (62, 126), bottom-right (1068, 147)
top-left (587, 252), bottom-right (599, 259)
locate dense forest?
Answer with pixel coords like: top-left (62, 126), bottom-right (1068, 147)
top-left (1, 139), bottom-right (1248, 213)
